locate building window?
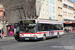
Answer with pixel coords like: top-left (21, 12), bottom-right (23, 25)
top-left (63, 4), bottom-right (68, 7)
top-left (74, 12), bottom-right (75, 14)
top-left (50, 0), bottom-right (55, 4)
top-left (53, 0), bottom-right (55, 4)
top-left (58, 0), bottom-right (62, 2)
top-left (38, 1), bottom-right (39, 3)
top-left (53, 16), bottom-right (55, 20)
top-left (49, 16), bottom-right (52, 20)
top-left (60, 0), bottom-right (62, 2)
top-left (50, 6), bottom-right (52, 12)
top-left (47, 11), bottom-right (48, 16)
top-left (46, 0), bottom-right (48, 2)
top-left (53, 7), bottom-right (55, 13)
top-left (74, 16), bottom-right (75, 19)
top-left (69, 6), bottom-right (74, 9)
top-left (50, 0), bottom-right (52, 3)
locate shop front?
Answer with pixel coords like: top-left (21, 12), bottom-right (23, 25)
top-left (7, 25), bottom-right (14, 36)
top-left (64, 21), bottom-right (75, 32)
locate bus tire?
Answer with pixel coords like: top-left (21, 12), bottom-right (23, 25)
top-left (42, 34), bottom-right (46, 41)
top-left (57, 32), bottom-right (60, 38)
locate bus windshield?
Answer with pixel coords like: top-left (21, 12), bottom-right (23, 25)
top-left (20, 23), bottom-right (36, 33)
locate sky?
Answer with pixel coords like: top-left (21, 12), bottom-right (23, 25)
top-left (71, 0), bottom-right (75, 2)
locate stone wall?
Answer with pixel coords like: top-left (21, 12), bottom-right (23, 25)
top-left (0, 0), bottom-right (37, 23)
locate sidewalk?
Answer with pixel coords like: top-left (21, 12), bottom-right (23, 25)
top-left (0, 36), bottom-right (15, 42)
top-left (64, 32), bottom-right (75, 35)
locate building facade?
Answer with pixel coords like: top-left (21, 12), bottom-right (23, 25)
top-left (63, 0), bottom-right (74, 21)
top-left (56, 0), bottom-right (63, 21)
top-left (36, 0), bottom-right (48, 19)
top-left (0, 4), bottom-right (5, 30)
top-left (48, 0), bottom-right (56, 20)
top-left (73, 2), bottom-right (75, 20)
top-left (36, 0), bottom-right (56, 20)
top-left (36, 0), bottom-right (75, 21)
top-left (0, 4), bottom-right (5, 21)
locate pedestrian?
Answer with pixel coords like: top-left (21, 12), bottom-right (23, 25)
top-left (2, 30), bottom-right (4, 38)
top-left (64, 28), bottom-right (66, 31)
top-left (15, 25), bottom-right (19, 40)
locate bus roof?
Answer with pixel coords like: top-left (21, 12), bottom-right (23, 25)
top-left (19, 19), bottom-right (64, 24)
top-left (37, 20), bottom-right (63, 24)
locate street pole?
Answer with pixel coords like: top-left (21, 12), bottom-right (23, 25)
top-left (0, 17), bottom-right (2, 39)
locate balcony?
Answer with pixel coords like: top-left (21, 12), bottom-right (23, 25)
top-left (58, 13), bottom-right (63, 16)
top-left (63, 15), bottom-right (74, 20)
top-left (58, 5), bottom-right (63, 8)
top-left (63, 8), bottom-right (73, 14)
top-left (63, 1), bottom-right (73, 7)
top-left (67, 9), bottom-right (74, 14)
top-left (63, 8), bottom-right (67, 13)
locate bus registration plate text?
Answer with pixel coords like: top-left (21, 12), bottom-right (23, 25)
top-left (25, 38), bottom-right (29, 40)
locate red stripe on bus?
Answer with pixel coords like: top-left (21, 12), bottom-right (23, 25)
top-left (20, 31), bottom-right (64, 35)
top-left (54, 31), bottom-right (64, 32)
top-left (20, 32), bottom-right (47, 34)
top-left (34, 32), bottom-right (47, 34)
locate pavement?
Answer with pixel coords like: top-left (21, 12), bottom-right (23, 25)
top-left (64, 32), bottom-right (75, 34)
top-left (0, 36), bottom-right (15, 42)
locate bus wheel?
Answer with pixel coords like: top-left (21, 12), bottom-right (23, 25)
top-left (57, 32), bottom-right (60, 38)
top-left (42, 34), bottom-right (46, 41)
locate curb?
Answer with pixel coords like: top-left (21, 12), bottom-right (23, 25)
top-left (64, 32), bottom-right (75, 35)
top-left (0, 37), bottom-right (15, 42)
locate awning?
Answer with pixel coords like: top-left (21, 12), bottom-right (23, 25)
top-left (65, 22), bottom-right (71, 24)
top-left (72, 21), bottom-right (75, 23)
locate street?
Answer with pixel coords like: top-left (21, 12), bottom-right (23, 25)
top-left (0, 33), bottom-right (75, 50)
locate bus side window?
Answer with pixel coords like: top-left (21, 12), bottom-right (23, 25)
top-left (38, 24), bottom-right (42, 31)
top-left (42, 26), bottom-right (44, 31)
top-left (0, 30), bottom-right (1, 33)
top-left (74, 28), bottom-right (75, 30)
top-left (57, 24), bottom-right (63, 30)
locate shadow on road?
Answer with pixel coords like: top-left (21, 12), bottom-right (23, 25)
top-left (16, 36), bottom-right (58, 42)
top-left (71, 35), bottom-right (75, 39)
top-left (17, 40), bottom-right (41, 42)
top-left (46, 36), bottom-right (57, 40)
top-left (74, 35), bottom-right (75, 36)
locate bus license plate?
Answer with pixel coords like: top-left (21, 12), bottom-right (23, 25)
top-left (25, 38), bottom-right (29, 40)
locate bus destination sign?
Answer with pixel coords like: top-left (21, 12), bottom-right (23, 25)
top-left (20, 20), bottom-right (35, 24)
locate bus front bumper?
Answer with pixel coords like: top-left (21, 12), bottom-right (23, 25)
top-left (19, 37), bottom-right (42, 40)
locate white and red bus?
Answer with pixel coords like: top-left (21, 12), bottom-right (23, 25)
top-left (17, 19), bottom-right (64, 40)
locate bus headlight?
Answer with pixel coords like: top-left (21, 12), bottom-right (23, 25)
top-left (19, 35), bottom-right (21, 37)
top-left (34, 35), bottom-right (37, 37)
top-left (19, 34), bottom-right (23, 37)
